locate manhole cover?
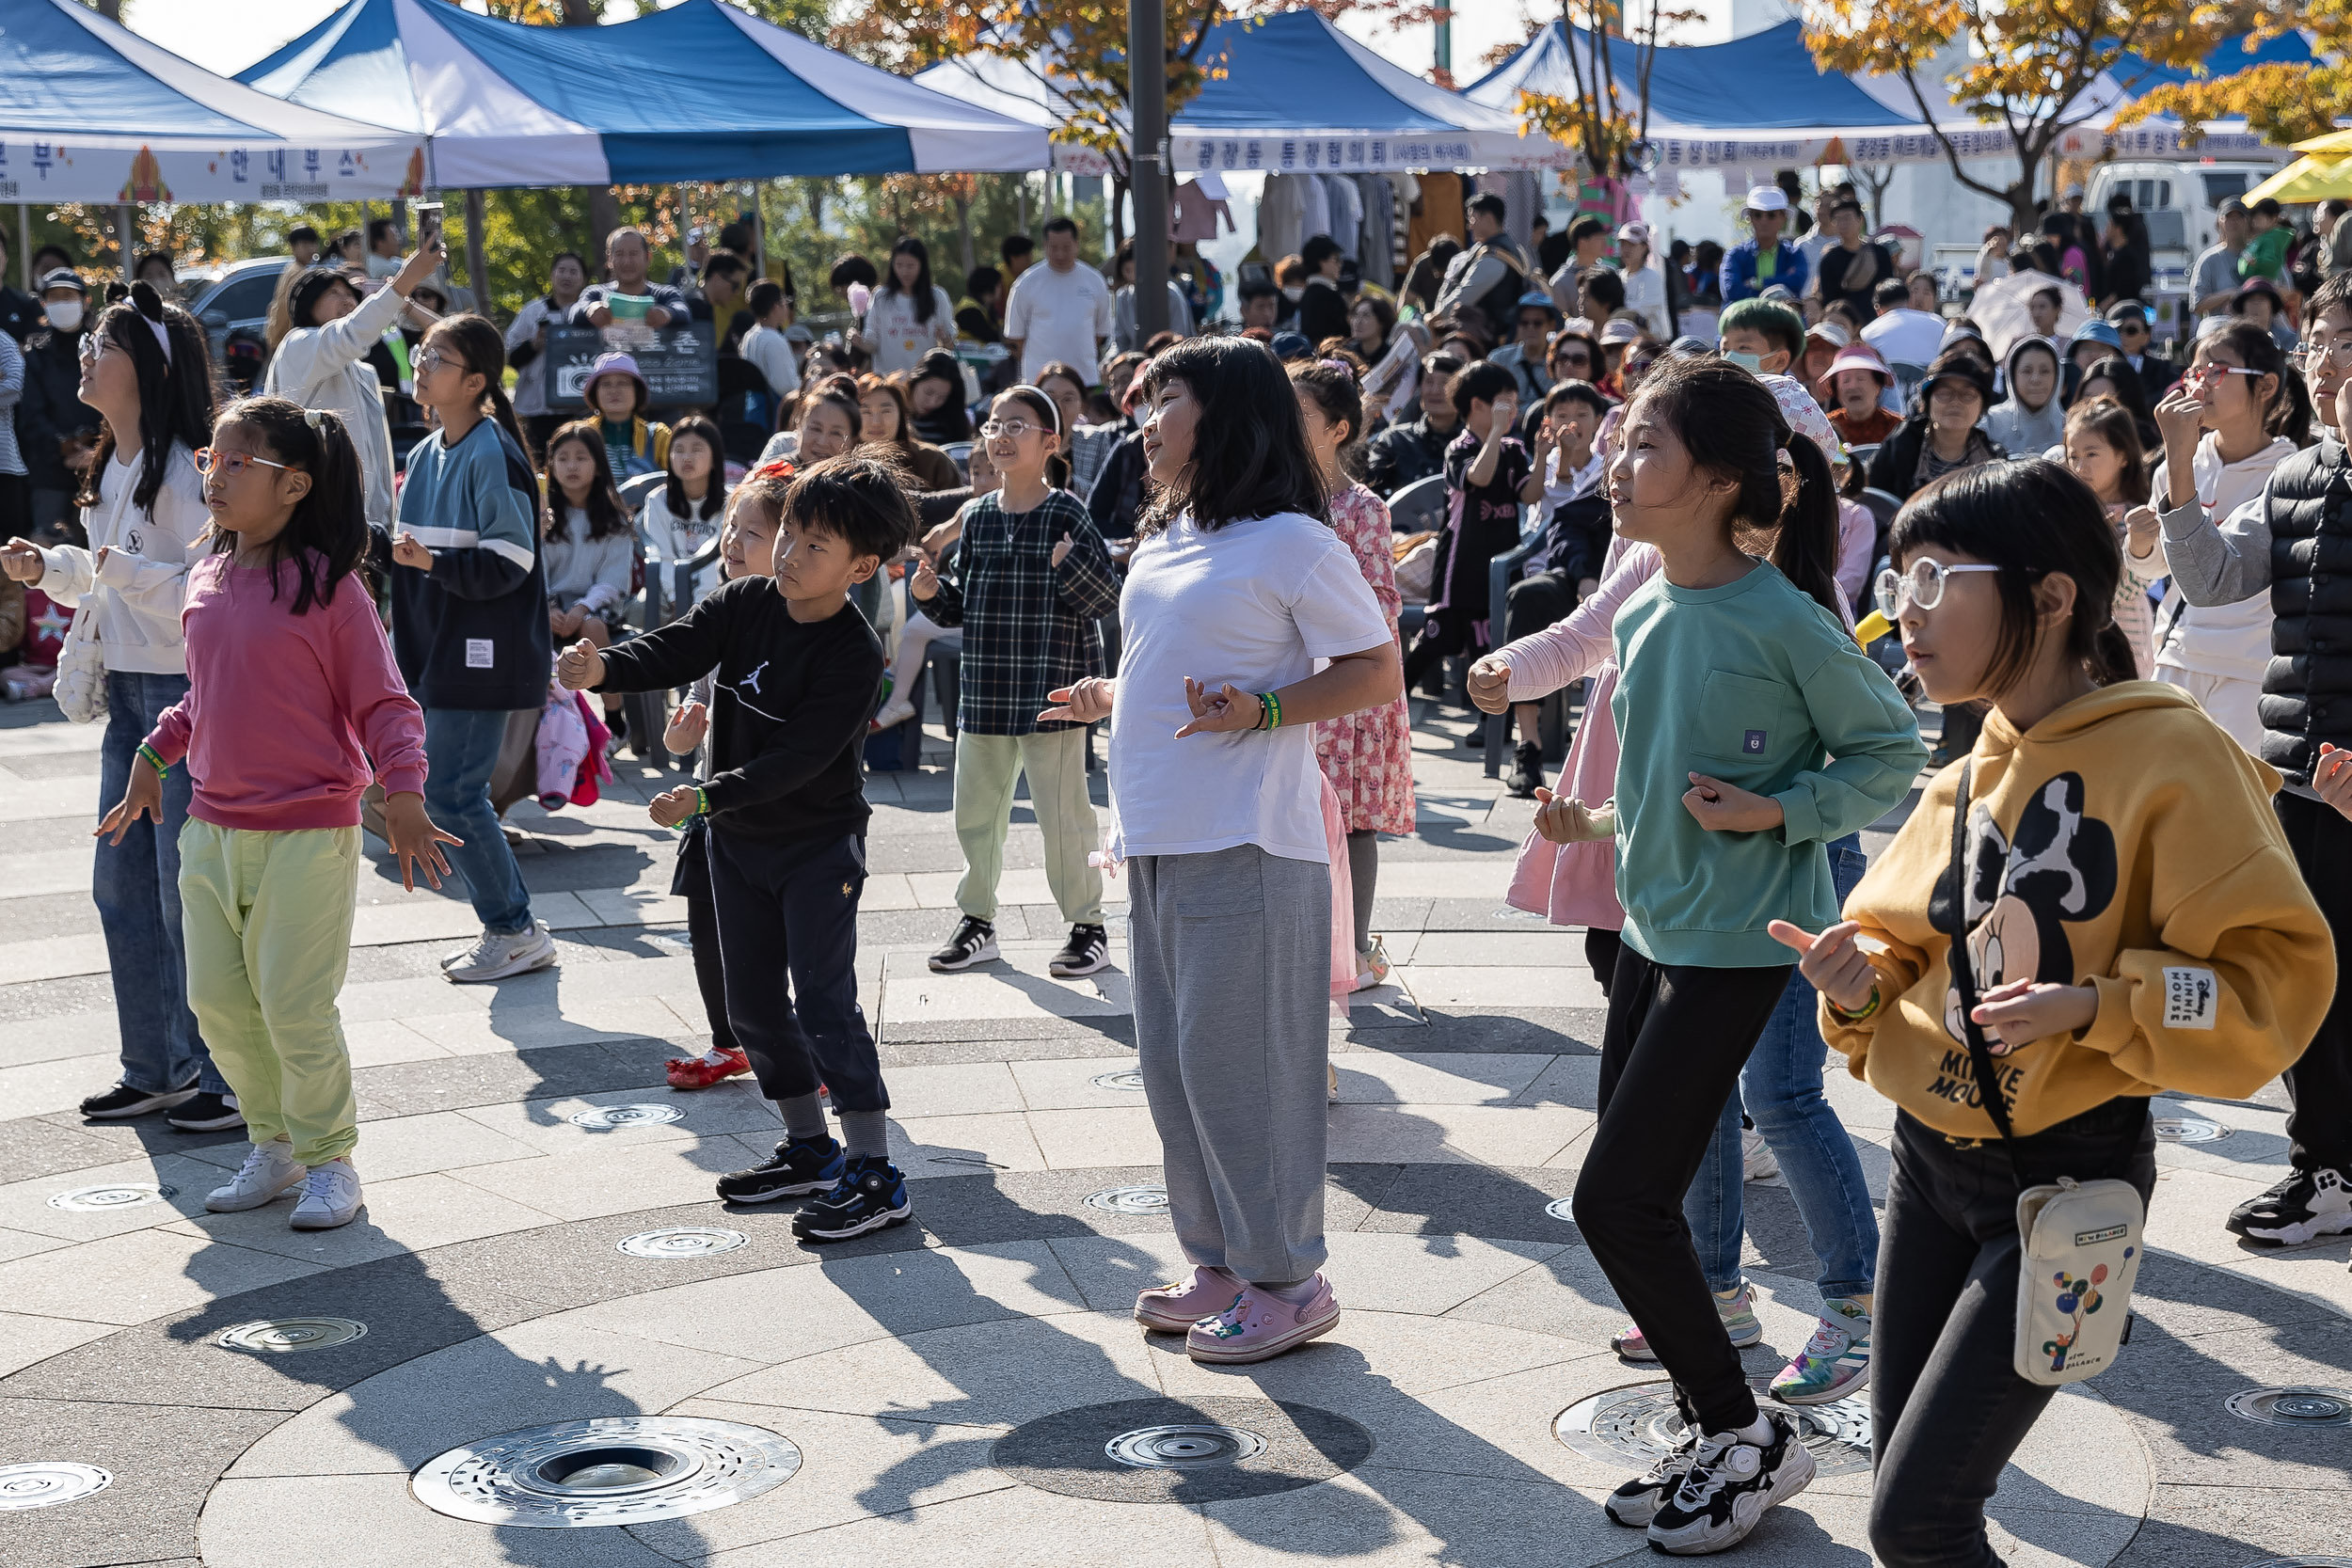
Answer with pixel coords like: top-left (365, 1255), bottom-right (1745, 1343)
top-left (2153, 1117), bottom-right (2230, 1143)
top-left (218, 1317), bottom-right (369, 1354)
top-left (1085, 1185), bottom-right (1169, 1214)
top-left (2243, 1560), bottom-right (2352, 1567)
top-left (1090, 1070), bottom-right (1148, 1092)
top-left (994, 1396), bottom-right (1371, 1503)
top-left (412, 1417), bottom-right (800, 1528)
top-left (617, 1227), bottom-right (746, 1259)
top-left (0, 1462), bottom-right (112, 1511)
top-left (1106, 1424), bottom-right (1269, 1468)
top-left (570, 1103), bottom-right (685, 1131)
top-left (2226, 1386), bottom-right (2352, 1427)
top-left (1555, 1381), bottom-right (1875, 1479)
top-left (48, 1183), bottom-right (175, 1212)
top-left (1544, 1197), bottom-right (1577, 1223)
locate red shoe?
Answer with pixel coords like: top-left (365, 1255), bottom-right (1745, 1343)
top-left (667, 1048), bottom-right (752, 1090)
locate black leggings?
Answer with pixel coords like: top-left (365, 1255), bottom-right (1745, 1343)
top-left (672, 824), bottom-right (739, 1053)
top-left (1870, 1101), bottom-right (2154, 1567)
top-left (1345, 830), bottom-right (1378, 954)
top-left (1572, 945), bottom-right (1792, 1432)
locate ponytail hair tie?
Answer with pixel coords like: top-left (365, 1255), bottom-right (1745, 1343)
top-left (303, 408), bottom-right (326, 430)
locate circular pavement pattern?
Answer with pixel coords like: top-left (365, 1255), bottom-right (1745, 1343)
top-left (2225, 1386), bottom-right (2352, 1428)
top-left (410, 1416), bottom-right (802, 1528)
top-left (47, 1182), bottom-right (176, 1212)
top-left (569, 1103), bottom-right (686, 1131)
top-left (216, 1318), bottom-right (370, 1354)
top-left (616, 1227), bottom-right (748, 1259)
top-left (993, 1396), bottom-right (1375, 1503)
top-left (0, 1463), bottom-right (113, 1512)
top-left (1554, 1380), bottom-right (1876, 1479)
top-left (1084, 1184), bottom-right (1169, 1214)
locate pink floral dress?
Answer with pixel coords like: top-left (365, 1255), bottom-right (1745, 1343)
top-left (1315, 483), bottom-right (1418, 835)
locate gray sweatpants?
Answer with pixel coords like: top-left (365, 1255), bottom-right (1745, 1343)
top-left (1128, 844), bottom-right (1331, 1283)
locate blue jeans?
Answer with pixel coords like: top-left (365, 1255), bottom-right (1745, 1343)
top-left (1686, 833), bottom-right (1880, 1301)
top-left (97, 671), bottom-right (228, 1097)
top-left (421, 706), bottom-right (532, 934)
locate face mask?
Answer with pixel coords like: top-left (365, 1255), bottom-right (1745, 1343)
top-left (45, 301), bottom-right (83, 333)
top-left (1722, 349), bottom-right (1764, 373)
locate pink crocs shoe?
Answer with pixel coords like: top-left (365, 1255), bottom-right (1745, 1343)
top-left (1135, 1265), bottom-right (1243, 1333)
top-left (1185, 1275), bottom-right (1341, 1364)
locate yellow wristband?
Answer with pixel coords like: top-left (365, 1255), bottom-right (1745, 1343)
top-left (1827, 986), bottom-right (1881, 1024)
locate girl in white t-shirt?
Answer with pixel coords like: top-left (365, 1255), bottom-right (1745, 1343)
top-left (1039, 339), bottom-right (1404, 1366)
top-left (858, 236), bottom-right (956, 375)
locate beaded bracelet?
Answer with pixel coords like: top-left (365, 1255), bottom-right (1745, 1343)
top-left (135, 742), bottom-right (168, 778)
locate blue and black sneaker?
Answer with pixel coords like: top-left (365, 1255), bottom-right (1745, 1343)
top-left (716, 1135), bottom-right (845, 1204)
top-left (790, 1155), bottom-right (914, 1242)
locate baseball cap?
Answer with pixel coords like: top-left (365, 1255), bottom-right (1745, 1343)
top-left (1616, 220), bottom-right (1650, 247)
top-left (1745, 184), bottom-right (1791, 214)
top-left (37, 266), bottom-right (86, 294)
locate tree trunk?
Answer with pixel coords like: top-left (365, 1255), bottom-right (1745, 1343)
top-left (464, 188), bottom-right (492, 322)
top-left (954, 194), bottom-right (975, 276)
top-left (90, 0), bottom-right (122, 18)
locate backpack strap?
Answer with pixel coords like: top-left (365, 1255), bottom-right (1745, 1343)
top-left (1941, 760), bottom-right (2028, 1180)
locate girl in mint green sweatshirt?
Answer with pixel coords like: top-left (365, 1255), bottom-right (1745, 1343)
top-left (1569, 356), bottom-right (1925, 1554)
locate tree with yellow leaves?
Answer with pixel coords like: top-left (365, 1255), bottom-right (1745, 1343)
top-left (1805, 1), bottom-right (2254, 236)
top-left (1509, 0), bottom-right (1704, 187)
top-left (2116, 8), bottom-right (2352, 150)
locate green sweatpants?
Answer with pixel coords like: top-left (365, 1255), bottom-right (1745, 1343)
top-left (178, 821), bottom-right (362, 1166)
top-left (953, 728), bottom-right (1104, 926)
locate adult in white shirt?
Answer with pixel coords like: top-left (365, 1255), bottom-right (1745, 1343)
top-left (737, 278), bottom-right (802, 403)
top-left (503, 249), bottom-right (588, 445)
top-left (1615, 221), bottom-right (1672, 341)
top-left (0, 286), bottom-right (235, 1122)
top-left (267, 228), bottom-right (448, 531)
top-left (1004, 217), bottom-right (1114, 386)
top-left (364, 215), bottom-right (405, 280)
top-left (1860, 279), bottom-right (1947, 371)
top-left (858, 236), bottom-right (957, 375)
top-left (1043, 338), bottom-right (1403, 1363)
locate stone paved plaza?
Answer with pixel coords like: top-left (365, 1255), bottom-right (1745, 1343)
top-left (1, 689), bottom-right (2346, 1567)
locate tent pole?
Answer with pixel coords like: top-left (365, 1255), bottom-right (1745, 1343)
top-left (17, 205), bottom-right (28, 291)
top-left (464, 189), bottom-right (490, 320)
top-left (117, 204), bottom-right (135, 282)
top-left (1129, 0), bottom-right (1169, 341)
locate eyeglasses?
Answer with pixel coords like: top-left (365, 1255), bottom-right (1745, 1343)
top-left (75, 334), bottom-right (111, 364)
top-left (412, 347), bottom-right (454, 375)
top-left (193, 448), bottom-right (293, 479)
top-left (1875, 560), bottom-right (2003, 620)
top-left (2296, 341), bottom-right (2352, 371)
top-left (979, 418), bottom-right (1044, 439)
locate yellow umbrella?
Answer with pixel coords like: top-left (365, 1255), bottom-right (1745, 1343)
top-left (2249, 154), bottom-right (2352, 204)
top-left (2292, 128), bottom-right (2352, 154)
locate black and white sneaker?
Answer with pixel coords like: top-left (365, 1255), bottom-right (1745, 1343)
top-left (1049, 923), bottom-right (1109, 978)
top-left (79, 1081), bottom-right (197, 1119)
top-left (167, 1091), bottom-right (246, 1132)
top-left (791, 1156), bottom-right (913, 1242)
top-left (1645, 1413), bottom-right (1816, 1555)
top-left (2227, 1166), bottom-right (2352, 1246)
top-left (1604, 1426), bottom-right (1699, 1528)
top-left (1507, 740), bottom-right (1544, 799)
top-left (928, 916), bottom-right (998, 973)
top-left (715, 1136), bottom-right (846, 1204)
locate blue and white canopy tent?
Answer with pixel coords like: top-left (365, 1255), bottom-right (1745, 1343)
top-left (914, 8), bottom-right (1563, 176)
top-left (0, 0), bottom-right (424, 204)
top-left (236, 0), bottom-right (1052, 185)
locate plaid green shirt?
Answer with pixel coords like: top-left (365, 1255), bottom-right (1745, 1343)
top-left (923, 488), bottom-right (1122, 736)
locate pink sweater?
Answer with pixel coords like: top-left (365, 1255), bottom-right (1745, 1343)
top-left (147, 554), bottom-right (428, 831)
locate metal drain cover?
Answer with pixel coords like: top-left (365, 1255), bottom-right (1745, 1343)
top-left (569, 1102), bottom-right (685, 1131)
top-left (48, 1182), bottom-right (175, 1212)
top-left (1090, 1069), bottom-right (1148, 1092)
top-left (2226, 1386), bottom-right (2352, 1427)
top-left (1106, 1424), bottom-right (1269, 1468)
top-left (1085, 1185), bottom-right (1169, 1214)
top-left (0, 1462), bottom-right (112, 1510)
top-left (411, 1416), bottom-right (799, 1528)
top-left (218, 1317), bottom-right (369, 1354)
top-left (2153, 1117), bottom-right (2230, 1143)
top-left (1556, 1381), bottom-right (1875, 1479)
top-left (618, 1227), bottom-right (746, 1259)
top-left (994, 1396), bottom-right (1371, 1503)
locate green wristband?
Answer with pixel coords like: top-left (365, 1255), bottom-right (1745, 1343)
top-left (136, 743), bottom-right (168, 778)
top-left (1266, 690), bottom-right (1282, 731)
top-left (694, 785), bottom-right (710, 819)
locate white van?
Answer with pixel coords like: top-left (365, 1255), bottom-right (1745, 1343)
top-left (2086, 161), bottom-right (2280, 341)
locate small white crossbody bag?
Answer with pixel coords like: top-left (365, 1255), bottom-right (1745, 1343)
top-left (1945, 762), bottom-right (2145, 1387)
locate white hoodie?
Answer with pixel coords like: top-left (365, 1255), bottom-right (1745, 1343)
top-left (35, 443), bottom-right (207, 675)
top-left (263, 277), bottom-right (408, 531)
top-left (2151, 433), bottom-right (2298, 687)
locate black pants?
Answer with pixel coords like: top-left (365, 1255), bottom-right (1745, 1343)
top-left (1871, 1101), bottom-right (2155, 1568)
top-left (670, 822), bottom-right (739, 1054)
top-left (705, 827), bottom-right (888, 1114)
top-left (2276, 792), bottom-right (2352, 1171)
top-left (1583, 927), bottom-right (1623, 999)
top-left (1573, 946), bottom-right (1792, 1432)
top-left (1502, 569), bottom-right (1576, 645)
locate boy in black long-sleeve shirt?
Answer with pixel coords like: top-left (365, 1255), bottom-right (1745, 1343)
top-left (558, 456), bottom-right (913, 1241)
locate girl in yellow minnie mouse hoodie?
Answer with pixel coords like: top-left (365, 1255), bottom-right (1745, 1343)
top-left (1772, 459), bottom-right (2333, 1568)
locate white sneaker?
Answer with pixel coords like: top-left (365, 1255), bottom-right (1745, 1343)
top-left (870, 694), bottom-right (917, 731)
top-left (442, 921), bottom-right (558, 984)
top-left (1741, 1127), bottom-right (1780, 1183)
top-left (290, 1157), bottom-right (363, 1229)
top-left (207, 1141), bottom-right (307, 1212)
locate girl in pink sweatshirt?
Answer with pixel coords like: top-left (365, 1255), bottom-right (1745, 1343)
top-left (100, 397), bottom-right (455, 1232)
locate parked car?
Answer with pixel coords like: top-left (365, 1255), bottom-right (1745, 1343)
top-left (178, 255), bottom-right (290, 365)
top-left (2086, 162), bottom-right (2281, 343)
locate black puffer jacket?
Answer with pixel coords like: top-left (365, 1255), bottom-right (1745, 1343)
top-left (2259, 438), bottom-right (2352, 788)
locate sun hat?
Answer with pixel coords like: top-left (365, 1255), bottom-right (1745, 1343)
top-left (1807, 319), bottom-right (1852, 350)
top-left (1745, 184), bottom-right (1791, 214)
top-left (1597, 315), bottom-right (1645, 346)
top-left (1922, 357), bottom-right (1995, 406)
top-left (2232, 276), bottom-right (2284, 311)
top-left (1269, 330), bottom-right (1312, 361)
top-left (1516, 288), bottom-right (1563, 322)
top-left (583, 350), bottom-right (649, 401)
top-left (2069, 319), bottom-right (2124, 353)
top-left (1818, 341), bottom-right (1892, 389)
